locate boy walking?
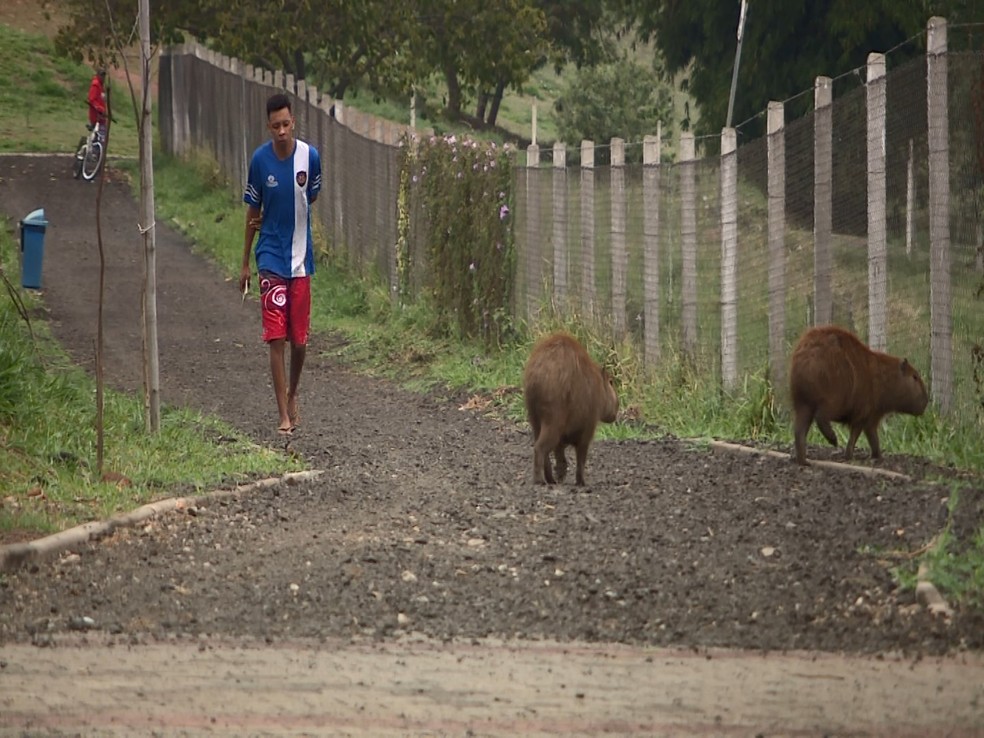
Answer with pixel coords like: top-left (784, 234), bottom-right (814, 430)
top-left (240, 93), bottom-right (322, 434)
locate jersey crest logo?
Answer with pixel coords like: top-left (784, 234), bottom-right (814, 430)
top-left (266, 174), bottom-right (278, 188)
top-left (296, 171), bottom-right (307, 188)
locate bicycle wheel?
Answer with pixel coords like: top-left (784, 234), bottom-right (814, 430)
top-left (73, 137), bottom-right (87, 179)
top-left (81, 138), bottom-right (104, 181)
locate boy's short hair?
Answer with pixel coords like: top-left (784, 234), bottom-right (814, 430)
top-left (266, 93), bottom-right (291, 117)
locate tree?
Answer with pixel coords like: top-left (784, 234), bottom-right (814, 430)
top-left (626, 0), bottom-right (984, 139)
top-left (46, 0), bottom-right (186, 68)
top-left (41, 0), bottom-right (165, 440)
top-left (554, 55), bottom-right (673, 162)
top-left (463, 0), bottom-right (548, 127)
top-left (407, 0), bottom-right (546, 123)
top-left (537, 0), bottom-right (624, 70)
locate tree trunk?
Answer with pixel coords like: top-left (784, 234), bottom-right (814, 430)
top-left (486, 79), bottom-right (507, 127)
top-left (444, 64), bottom-right (461, 119)
top-left (476, 90), bottom-right (488, 122)
top-left (139, 0), bottom-right (160, 433)
top-left (293, 48), bottom-right (306, 81)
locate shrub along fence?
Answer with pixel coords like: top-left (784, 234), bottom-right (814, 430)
top-left (159, 17), bottom-right (984, 430)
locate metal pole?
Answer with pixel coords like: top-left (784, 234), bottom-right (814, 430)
top-left (726, 0), bottom-right (749, 129)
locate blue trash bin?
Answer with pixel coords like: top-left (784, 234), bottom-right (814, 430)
top-left (20, 208), bottom-right (48, 289)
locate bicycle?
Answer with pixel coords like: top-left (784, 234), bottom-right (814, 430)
top-left (73, 120), bottom-right (105, 181)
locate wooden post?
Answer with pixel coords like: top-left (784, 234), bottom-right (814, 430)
top-left (138, 0), bottom-right (160, 434)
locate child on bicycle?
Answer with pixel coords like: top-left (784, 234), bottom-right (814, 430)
top-left (87, 67), bottom-right (107, 141)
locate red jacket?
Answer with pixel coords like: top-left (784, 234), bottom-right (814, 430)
top-left (88, 73), bottom-right (106, 125)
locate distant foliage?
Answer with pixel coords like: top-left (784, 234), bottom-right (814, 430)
top-left (399, 134), bottom-right (516, 347)
top-left (553, 56), bottom-right (673, 164)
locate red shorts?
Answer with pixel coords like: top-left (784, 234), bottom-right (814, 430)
top-left (259, 273), bottom-right (311, 345)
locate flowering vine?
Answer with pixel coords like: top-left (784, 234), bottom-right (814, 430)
top-left (398, 132), bottom-right (516, 347)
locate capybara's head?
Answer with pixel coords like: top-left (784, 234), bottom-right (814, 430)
top-left (599, 367), bottom-right (619, 423)
top-left (897, 358), bottom-right (929, 416)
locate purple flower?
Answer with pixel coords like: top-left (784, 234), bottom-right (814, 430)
top-left (499, 204), bottom-right (510, 221)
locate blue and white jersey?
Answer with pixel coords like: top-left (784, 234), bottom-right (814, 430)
top-left (244, 140), bottom-right (322, 278)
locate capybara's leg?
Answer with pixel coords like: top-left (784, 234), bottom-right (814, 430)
top-left (553, 444), bottom-right (568, 483)
top-left (534, 428), bottom-right (559, 484)
top-left (864, 424), bottom-right (882, 459)
top-left (816, 417), bottom-right (838, 447)
top-left (573, 440), bottom-right (590, 486)
top-left (792, 405), bottom-right (814, 465)
top-left (844, 426), bottom-right (863, 460)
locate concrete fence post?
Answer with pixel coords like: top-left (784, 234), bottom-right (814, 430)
top-left (680, 132), bottom-right (697, 358)
top-left (867, 52), bottom-right (888, 351)
top-left (720, 127), bottom-right (739, 389)
top-left (553, 142), bottom-right (568, 306)
top-left (580, 140), bottom-right (596, 319)
top-left (525, 144), bottom-right (542, 321)
top-left (813, 76), bottom-right (833, 326)
top-left (611, 137), bottom-right (627, 339)
top-left (767, 101), bottom-right (786, 391)
top-left (927, 16), bottom-right (953, 412)
top-left (643, 132), bottom-right (661, 366)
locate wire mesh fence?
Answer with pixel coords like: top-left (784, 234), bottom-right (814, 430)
top-left (159, 18), bottom-right (984, 433)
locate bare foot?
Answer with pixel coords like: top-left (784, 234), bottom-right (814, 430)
top-left (287, 395), bottom-right (300, 427)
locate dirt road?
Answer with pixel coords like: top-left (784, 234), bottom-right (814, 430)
top-left (3, 633), bottom-right (983, 737)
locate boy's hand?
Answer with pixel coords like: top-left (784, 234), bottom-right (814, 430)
top-left (239, 266), bottom-right (251, 297)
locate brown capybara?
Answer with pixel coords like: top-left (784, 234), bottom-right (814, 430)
top-left (789, 325), bottom-right (928, 465)
top-left (523, 332), bottom-right (619, 485)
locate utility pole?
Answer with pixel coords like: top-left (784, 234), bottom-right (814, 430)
top-left (726, 0), bottom-right (749, 129)
top-left (139, 0), bottom-right (160, 432)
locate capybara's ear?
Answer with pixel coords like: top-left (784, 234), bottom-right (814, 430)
top-left (901, 358), bottom-right (910, 373)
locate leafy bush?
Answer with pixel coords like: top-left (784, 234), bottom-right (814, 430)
top-left (554, 56), bottom-right (673, 164)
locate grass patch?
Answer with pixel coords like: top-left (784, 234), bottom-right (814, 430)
top-left (0, 23), bottom-right (139, 157)
top-left (896, 484), bottom-right (984, 609)
top-left (0, 223), bottom-right (300, 539)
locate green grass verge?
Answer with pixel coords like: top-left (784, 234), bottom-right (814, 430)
top-left (0, 223), bottom-right (300, 539)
